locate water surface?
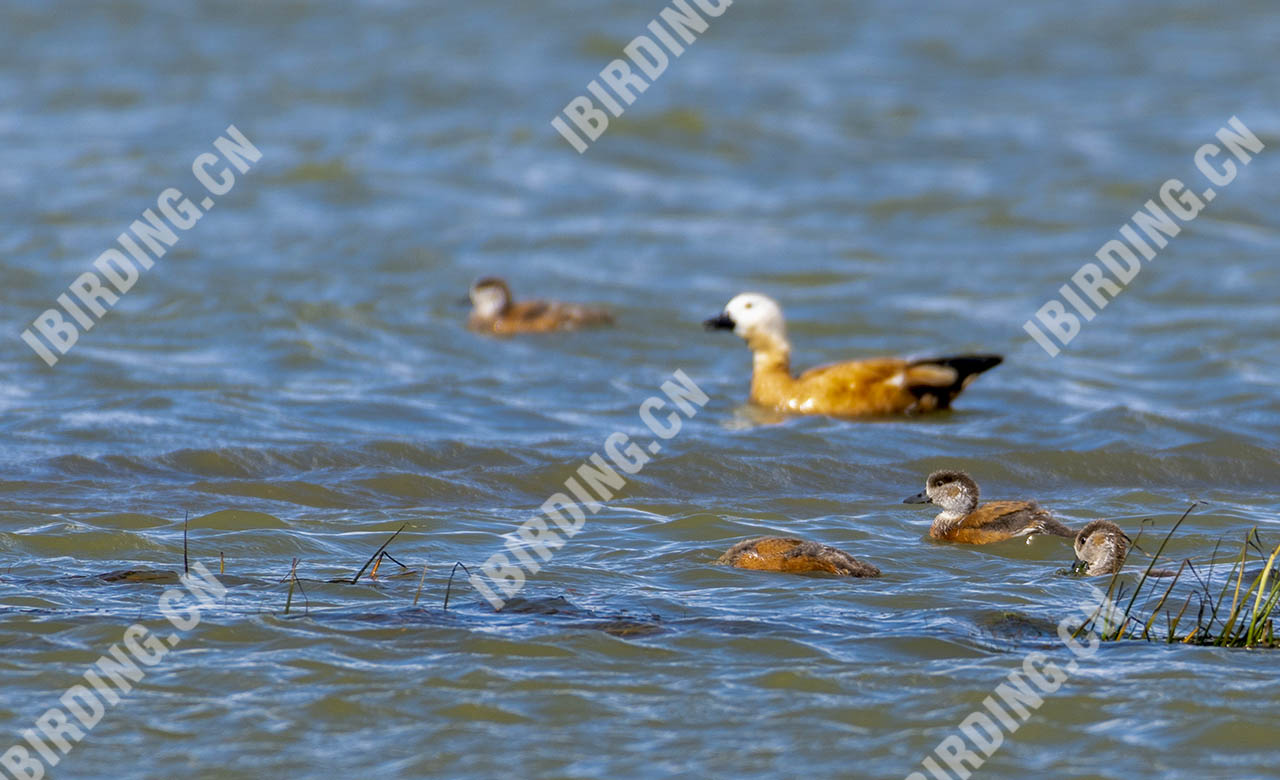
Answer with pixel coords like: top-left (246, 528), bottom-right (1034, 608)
top-left (1, 1), bottom-right (1278, 777)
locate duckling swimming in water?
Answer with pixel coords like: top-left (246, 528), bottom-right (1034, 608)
top-left (1071, 519), bottom-right (1129, 575)
top-left (704, 293), bottom-right (1001, 416)
top-left (468, 277), bottom-right (613, 335)
top-left (716, 536), bottom-right (881, 577)
top-left (903, 470), bottom-right (1075, 544)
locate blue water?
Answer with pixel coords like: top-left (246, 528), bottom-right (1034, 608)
top-left (1, 1), bottom-right (1278, 777)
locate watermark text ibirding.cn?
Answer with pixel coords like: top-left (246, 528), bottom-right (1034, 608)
top-left (20, 125), bottom-right (261, 367)
top-left (470, 370), bottom-right (708, 609)
top-left (904, 584), bottom-right (1125, 780)
top-left (1, 564), bottom-right (226, 780)
top-left (551, 0), bottom-right (732, 153)
top-left (1024, 116), bottom-right (1263, 357)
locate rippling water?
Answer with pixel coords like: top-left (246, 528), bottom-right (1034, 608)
top-left (1, 0), bottom-right (1278, 777)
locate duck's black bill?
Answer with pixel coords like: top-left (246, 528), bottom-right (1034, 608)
top-left (1070, 558), bottom-right (1089, 575)
top-left (903, 491), bottom-right (932, 504)
top-left (704, 313), bottom-right (735, 331)
top-left (457, 296), bottom-right (473, 306)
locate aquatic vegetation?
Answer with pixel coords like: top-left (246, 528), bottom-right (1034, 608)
top-left (342, 524), bottom-right (407, 584)
top-left (1076, 506), bottom-right (1280, 649)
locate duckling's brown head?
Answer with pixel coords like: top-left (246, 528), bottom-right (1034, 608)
top-left (903, 470), bottom-right (980, 515)
top-left (1073, 520), bottom-right (1128, 576)
top-left (704, 292), bottom-right (788, 353)
top-left (469, 277), bottom-right (513, 319)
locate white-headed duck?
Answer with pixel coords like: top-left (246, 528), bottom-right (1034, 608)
top-left (717, 536), bottom-right (881, 578)
top-left (1072, 519), bottom-right (1130, 576)
top-left (704, 293), bottom-right (1001, 416)
top-left (903, 470), bottom-right (1074, 544)
top-left (468, 277), bottom-right (613, 335)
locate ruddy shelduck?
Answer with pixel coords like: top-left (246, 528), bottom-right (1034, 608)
top-left (468, 277), bottom-right (613, 335)
top-left (717, 536), bottom-right (881, 577)
top-left (704, 293), bottom-right (1001, 416)
top-left (903, 470), bottom-right (1075, 544)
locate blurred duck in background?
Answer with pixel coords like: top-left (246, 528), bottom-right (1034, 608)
top-left (704, 292), bottom-right (1001, 416)
top-left (467, 277), bottom-right (613, 335)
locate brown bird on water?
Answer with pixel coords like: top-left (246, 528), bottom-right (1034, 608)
top-left (467, 277), bottom-right (613, 335)
top-left (704, 293), bottom-right (1001, 416)
top-left (903, 470), bottom-right (1075, 544)
top-left (1071, 520), bottom-right (1130, 575)
top-left (716, 536), bottom-right (881, 578)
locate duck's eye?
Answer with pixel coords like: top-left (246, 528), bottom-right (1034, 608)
top-left (744, 302), bottom-right (754, 309)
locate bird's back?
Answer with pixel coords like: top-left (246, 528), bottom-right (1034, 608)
top-left (936, 500), bottom-right (1074, 543)
top-left (717, 536), bottom-right (880, 577)
top-left (769, 353), bottom-right (1000, 415)
top-left (472, 300), bottom-right (613, 334)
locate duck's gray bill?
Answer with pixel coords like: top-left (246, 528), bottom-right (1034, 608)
top-left (903, 491), bottom-right (931, 504)
top-left (704, 313), bottom-right (734, 331)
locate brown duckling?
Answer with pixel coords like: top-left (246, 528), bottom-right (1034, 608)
top-left (704, 293), bottom-right (1001, 416)
top-left (717, 536), bottom-right (880, 578)
top-left (468, 277), bottom-right (613, 335)
top-left (1071, 519), bottom-right (1130, 575)
top-left (904, 470), bottom-right (1075, 544)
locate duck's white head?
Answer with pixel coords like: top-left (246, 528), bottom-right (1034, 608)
top-left (469, 277), bottom-right (513, 319)
top-left (704, 292), bottom-right (788, 352)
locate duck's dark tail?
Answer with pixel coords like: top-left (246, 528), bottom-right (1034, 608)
top-left (905, 354), bottom-right (1003, 408)
top-left (916, 354), bottom-right (1003, 381)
